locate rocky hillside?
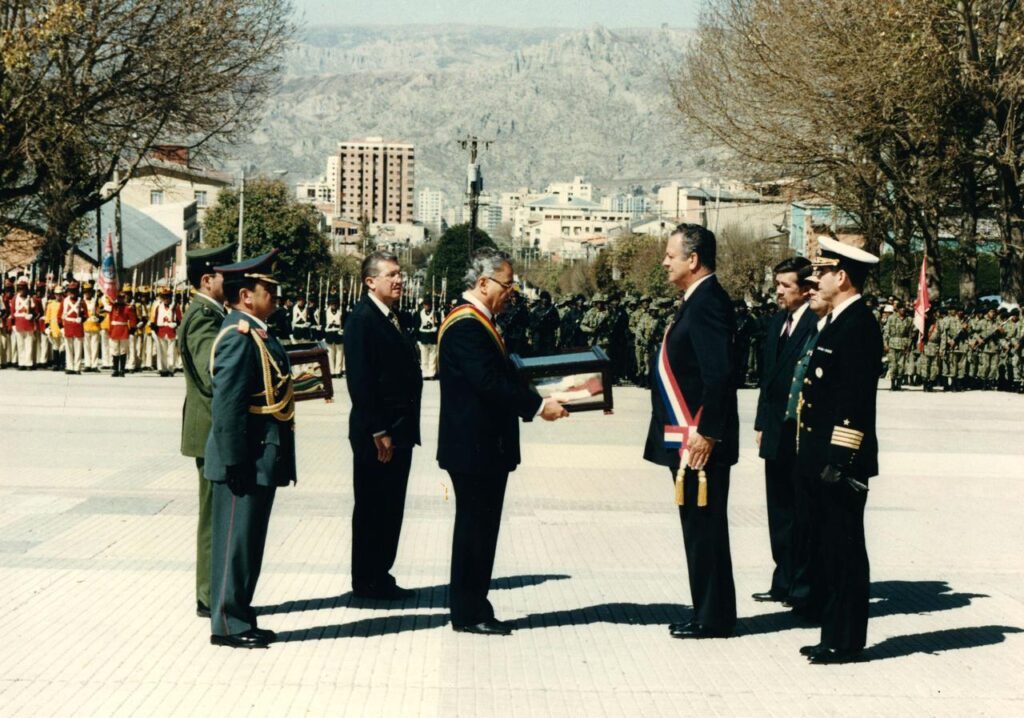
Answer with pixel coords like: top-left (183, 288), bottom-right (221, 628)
top-left (239, 24), bottom-right (710, 196)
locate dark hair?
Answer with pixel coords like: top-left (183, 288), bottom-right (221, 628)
top-left (224, 278), bottom-right (257, 305)
top-left (671, 223), bottom-right (716, 271)
top-left (841, 262), bottom-right (869, 291)
top-left (773, 256), bottom-right (811, 277)
top-left (187, 262), bottom-right (213, 290)
top-left (361, 250), bottom-right (399, 282)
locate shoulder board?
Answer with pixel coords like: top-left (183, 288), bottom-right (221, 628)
top-left (236, 319), bottom-right (250, 334)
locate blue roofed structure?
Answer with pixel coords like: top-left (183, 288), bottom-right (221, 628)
top-left (76, 200), bottom-right (183, 278)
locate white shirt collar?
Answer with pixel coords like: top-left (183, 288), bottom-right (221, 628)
top-left (830, 293), bottom-right (862, 322)
top-left (683, 272), bottom-right (715, 302)
top-left (462, 290), bottom-right (493, 320)
top-left (783, 302), bottom-right (809, 334)
top-left (368, 292), bottom-right (393, 317)
top-left (194, 292), bottom-right (226, 314)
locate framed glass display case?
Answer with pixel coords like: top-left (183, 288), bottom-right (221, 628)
top-left (510, 347), bottom-right (613, 414)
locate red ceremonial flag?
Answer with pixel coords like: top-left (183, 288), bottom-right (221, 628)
top-left (913, 253), bottom-right (930, 351)
top-left (98, 231), bottom-right (119, 300)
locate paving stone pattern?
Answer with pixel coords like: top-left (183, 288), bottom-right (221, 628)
top-left (1, 372), bottom-right (1022, 717)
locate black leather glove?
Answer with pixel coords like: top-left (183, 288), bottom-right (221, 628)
top-left (225, 464), bottom-right (251, 496)
top-left (820, 464), bottom-right (868, 493)
top-left (820, 464), bottom-right (842, 484)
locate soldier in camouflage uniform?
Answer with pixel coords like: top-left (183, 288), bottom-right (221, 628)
top-left (974, 306), bottom-right (1001, 389)
top-left (882, 305), bottom-right (912, 390)
top-left (917, 307), bottom-right (943, 391)
top-left (580, 293), bottom-right (613, 352)
top-left (1008, 308), bottom-right (1023, 392)
top-left (631, 296), bottom-right (657, 388)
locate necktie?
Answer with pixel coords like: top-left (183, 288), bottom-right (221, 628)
top-left (388, 312), bottom-right (402, 333)
top-left (825, 312), bottom-right (834, 328)
top-left (784, 313), bottom-right (793, 337)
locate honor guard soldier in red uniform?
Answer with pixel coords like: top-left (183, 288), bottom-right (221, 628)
top-left (62, 281), bottom-right (86, 374)
top-left (108, 285), bottom-right (138, 377)
top-left (154, 286), bottom-right (182, 376)
top-left (13, 277), bottom-right (38, 369)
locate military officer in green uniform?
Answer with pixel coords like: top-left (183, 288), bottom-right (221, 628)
top-left (178, 242), bottom-right (235, 618)
top-left (205, 249), bottom-right (296, 649)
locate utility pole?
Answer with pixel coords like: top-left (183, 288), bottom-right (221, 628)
top-left (458, 135), bottom-right (492, 255)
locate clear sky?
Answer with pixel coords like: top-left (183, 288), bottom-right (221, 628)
top-left (292, 0), bottom-right (701, 29)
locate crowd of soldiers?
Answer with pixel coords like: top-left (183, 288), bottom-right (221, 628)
top-left (879, 299), bottom-right (1023, 392)
top-left (5, 272), bottom-right (1020, 393)
top-left (0, 276), bottom-right (184, 376)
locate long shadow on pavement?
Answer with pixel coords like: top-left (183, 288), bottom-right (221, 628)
top-left (737, 579), bottom-right (988, 637)
top-left (274, 613), bottom-right (450, 642)
top-left (862, 625), bottom-right (1023, 660)
top-left (255, 574), bottom-right (571, 615)
top-left (512, 602), bottom-right (691, 630)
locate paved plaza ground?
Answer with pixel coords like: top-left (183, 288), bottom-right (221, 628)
top-left (0, 371), bottom-right (1022, 717)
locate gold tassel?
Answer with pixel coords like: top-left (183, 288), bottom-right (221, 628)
top-left (674, 467), bottom-right (685, 506)
top-left (440, 481), bottom-right (449, 502)
top-left (697, 470), bottom-right (708, 507)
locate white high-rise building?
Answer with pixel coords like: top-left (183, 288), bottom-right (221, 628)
top-left (416, 188), bottom-right (447, 227)
top-left (545, 176), bottom-right (594, 203)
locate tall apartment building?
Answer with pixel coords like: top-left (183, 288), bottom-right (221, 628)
top-left (334, 137), bottom-right (415, 224)
top-left (415, 188), bottom-right (447, 227)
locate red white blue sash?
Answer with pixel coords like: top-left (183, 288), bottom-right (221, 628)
top-left (655, 324), bottom-right (703, 454)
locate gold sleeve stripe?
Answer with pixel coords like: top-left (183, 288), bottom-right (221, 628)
top-left (831, 428), bottom-right (864, 448)
top-left (831, 438), bottom-right (862, 449)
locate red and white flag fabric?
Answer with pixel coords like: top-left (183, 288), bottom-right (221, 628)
top-left (98, 231), bottom-right (118, 300)
top-left (913, 254), bottom-right (930, 351)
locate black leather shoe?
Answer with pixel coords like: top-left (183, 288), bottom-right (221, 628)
top-left (807, 646), bottom-right (864, 664)
top-left (799, 643), bottom-right (823, 657)
top-left (352, 584), bottom-right (415, 601)
top-left (751, 591), bottom-right (787, 603)
top-left (196, 602), bottom-right (210, 618)
top-left (668, 620), bottom-right (697, 634)
top-left (252, 627), bottom-right (277, 643)
top-left (210, 629), bottom-right (270, 649)
top-left (669, 623), bottom-right (732, 639)
top-left (452, 620), bottom-right (513, 636)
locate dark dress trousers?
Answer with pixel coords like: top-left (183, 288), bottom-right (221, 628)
top-left (343, 295), bottom-right (423, 592)
top-left (797, 298), bottom-right (882, 652)
top-left (753, 306), bottom-right (817, 599)
top-left (204, 310), bottom-right (296, 637)
top-left (437, 301), bottom-right (543, 626)
top-left (643, 275), bottom-right (739, 632)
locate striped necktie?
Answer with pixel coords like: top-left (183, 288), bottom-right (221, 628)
top-left (387, 312), bottom-right (402, 333)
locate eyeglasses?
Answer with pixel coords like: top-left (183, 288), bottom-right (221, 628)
top-left (485, 275), bottom-right (515, 291)
top-left (375, 270), bottom-right (403, 281)
top-left (812, 266), bottom-right (839, 277)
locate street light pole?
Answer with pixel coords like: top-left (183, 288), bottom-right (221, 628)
top-left (236, 169), bottom-right (245, 262)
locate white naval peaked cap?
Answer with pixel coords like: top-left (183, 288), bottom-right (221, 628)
top-left (814, 236), bottom-right (879, 266)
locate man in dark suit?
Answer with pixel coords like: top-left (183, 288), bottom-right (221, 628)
top-left (752, 256), bottom-right (817, 606)
top-left (178, 241), bottom-right (235, 619)
top-left (437, 247), bottom-right (568, 636)
top-left (644, 224), bottom-right (739, 639)
top-left (343, 251), bottom-right (423, 600)
top-left (796, 236), bottom-right (882, 664)
top-left (205, 250), bottom-right (296, 649)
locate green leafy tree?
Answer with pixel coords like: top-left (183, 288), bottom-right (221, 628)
top-left (202, 178), bottom-right (331, 294)
top-left (425, 224), bottom-right (496, 301)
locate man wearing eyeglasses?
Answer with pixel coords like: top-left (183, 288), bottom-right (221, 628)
top-left (343, 250), bottom-right (423, 600)
top-left (437, 247), bottom-right (569, 636)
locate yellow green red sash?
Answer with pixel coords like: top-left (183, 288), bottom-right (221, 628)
top-left (438, 303), bottom-right (506, 356)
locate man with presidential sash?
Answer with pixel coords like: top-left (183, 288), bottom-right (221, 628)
top-left (644, 224), bottom-right (739, 639)
top-left (204, 249), bottom-right (296, 649)
top-left (796, 236), bottom-right (883, 664)
top-left (178, 242), bottom-right (235, 619)
top-left (437, 247), bottom-right (568, 636)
